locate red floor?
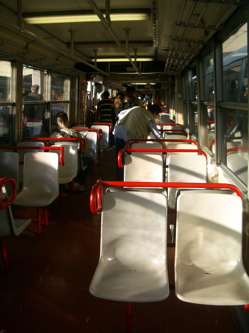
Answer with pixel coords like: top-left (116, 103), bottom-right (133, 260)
top-left (0, 149), bottom-right (242, 332)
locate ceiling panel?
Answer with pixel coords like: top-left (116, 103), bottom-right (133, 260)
top-left (0, 0), bottom-right (245, 80)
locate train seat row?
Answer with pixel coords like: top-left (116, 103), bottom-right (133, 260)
top-left (89, 180), bottom-right (249, 307)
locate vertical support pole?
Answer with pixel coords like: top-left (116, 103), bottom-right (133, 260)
top-left (125, 302), bottom-right (132, 333)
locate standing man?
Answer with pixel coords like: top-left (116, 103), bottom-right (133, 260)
top-left (23, 84), bottom-right (45, 136)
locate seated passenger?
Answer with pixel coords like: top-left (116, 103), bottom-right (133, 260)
top-left (51, 111), bottom-right (94, 191)
top-left (113, 104), bottom-right (167, 180)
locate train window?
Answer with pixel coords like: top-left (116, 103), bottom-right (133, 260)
top-left (220, 23), bottom-right (248, 185)
top-left (225, 107), bottom-right (248, 185)
top-left (0, 61), bottom-right (12, 145)
top-left (22, 65), bottom-right (49, 138)
top-left (222, 23), bottom-right (248, 103)
top-left (204, 55), bottom-right (214, 102)
top-left (51, 74), bottom-right (70, 131)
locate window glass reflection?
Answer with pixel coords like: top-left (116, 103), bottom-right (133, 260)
top-left (225, 108), bottom-right (248, 185)
top-left (222, 23), bottom-right (248, 103)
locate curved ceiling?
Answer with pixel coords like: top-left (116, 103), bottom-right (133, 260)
top-left (0, 0), bottom-right (246, 83)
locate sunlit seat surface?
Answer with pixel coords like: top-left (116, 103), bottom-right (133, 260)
top-left (124, 152), bottom-right (163, 182)
top-left (90, 190), bottom-right (169, 302)
top-left (175, 190), bottom-right (249, 305)
top-left (167, 154), bottom-right (207, 208)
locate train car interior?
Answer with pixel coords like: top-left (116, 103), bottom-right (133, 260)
top-left (0, 0), bottom-right (249, 332)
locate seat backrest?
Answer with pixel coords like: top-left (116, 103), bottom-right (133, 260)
top-left (51, 142), bottom-right (78, 184)
top-left (17, 141), bottom-right (45, 183)
top-left (79, 131), bottom-right (97, 159)
top-left (131, 142), bottom-right (162, 149)
top-left (90, 189), bottom-right (169, 302)
top-left (0, 152), bottom-right (19, 195)
top-left (124, 151), bottom-right (163, 182)
top-left (175, 190), bottom-right (249, 305)
top-left (164, 133), bottom-right (187, 140)
top-left (0, 177), bottom-right (31, 237)
top-left (159, 113), bottom-right (170, 122)
top-left (166, 143), bottom-right (198, 162)
top-left (91, 124), bottom-right (109, 150)
top-left (167, 154), bottom-right (207, 208)
top-left (22, 152), bottom-right (59, 195)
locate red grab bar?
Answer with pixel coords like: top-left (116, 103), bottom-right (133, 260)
top-left (117, 148), bottom-right (207, 168)
top-left (0, 177), bottom-right (17, 210)
top-left (0, 146), bottom-right (65, 166)
top-left (227, 147), bottom-right (249, 153)
top-left (90, 180), bottom-right (243, 215)
top-left (73, 128), bottom-right (103, 141)
top-left (20, 137), bottom-right (85, 153)
top-left (156, 122), bottom-right (184, 129)
top-left (126, 138), bottom-right (198, 148)
top-left (90, 180), bottom-right (243, 214)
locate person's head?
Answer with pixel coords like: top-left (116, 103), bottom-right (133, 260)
top-left (102, 90), bottom-right (110, 99)
top-left (147, 103), bottom-right (161, 119)
top-left (116, 91), bottom-right (124, 101)
top-left (125, 85), bottom-right (135, 99)
top-left (56, 111), bottom-right (68, 127)
top-left (31, 84), bottom-right (39, 93)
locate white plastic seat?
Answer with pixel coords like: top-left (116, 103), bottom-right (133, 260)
top-left (91, 124), bottom-right (109, 150)
top-left (17, 141), bottom-right (45, 182)
top-left (90, 189), bottom-right (169, 302)
top-left (0, 177), bottom-right (31, 270)
top-left (14, 152), bottom-right (59, 234)
top-left (164, 133), bottom-right (187, 140)
top-left (51, 142), bottom-right (78, 184)
top-left (0, 152), bottom-right (19, 195)
top-left (159, 113), bottom-right (170, 122)
top-left (131, 142), bottom-right (162, 149)
top-left (175, 190), bottom-right (249, 305)
top-left (167, 154), bottom-right (207, 208)
top-left (166, 143), bottom-right (198, 161)
top-left (80, 131), bottom-right (98, 160)
top-left (124, 150), bottom-right (163, 182)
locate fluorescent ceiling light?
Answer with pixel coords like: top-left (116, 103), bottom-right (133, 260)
top-left (92, 58), bottom-right (154, 62)
top-left (23, 13), bottom-right (149, 24)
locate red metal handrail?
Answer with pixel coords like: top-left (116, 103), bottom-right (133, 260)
top-left (227, 147), bottom-right (249, 153)
top-left (0, 146), bottom-right (64, 166)
top-left (72, 128), bottom-right (103, 141)
top-left (20, 137), bottom-right (85, 153)
top-left (117, 148), bottom-right (207, 168)
top-left (126, 138), bottom-right (198, 148)
top-left (0, 177), bottom-right (17, 210)
top-left (90, 180), bottom-right (243, 214)
top-left (156, 122), bottom-right (184, 129)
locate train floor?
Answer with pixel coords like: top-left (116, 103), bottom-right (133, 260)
top-left (0, 148), bottom-right (245, 333)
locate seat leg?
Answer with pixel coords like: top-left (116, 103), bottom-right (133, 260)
top-left (125, 302), bottom-right (132, 333)
top-left (36, 207), bottom-right (42, 234)
top-left (43, 207), bottom-right (48, 227)
top-left (0, 240), bottom-right (9, 272)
